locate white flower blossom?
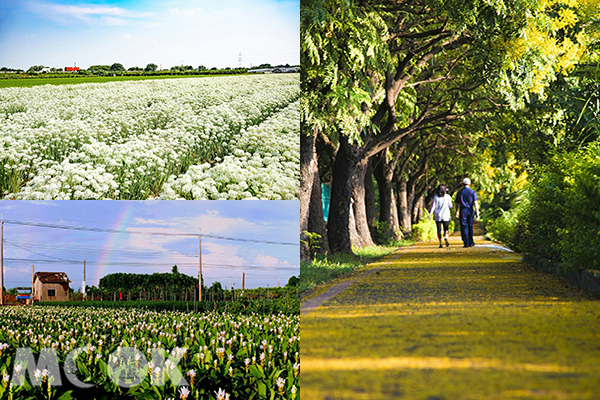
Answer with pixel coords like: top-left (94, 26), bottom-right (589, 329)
top-left (1, 74), bottom-right (299, 200)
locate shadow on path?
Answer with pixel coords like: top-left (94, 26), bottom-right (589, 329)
top-left (302, 227), bottom-right (600, 400)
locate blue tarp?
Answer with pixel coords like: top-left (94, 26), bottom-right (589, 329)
top-left (321, 183), bottom-right (331, 222)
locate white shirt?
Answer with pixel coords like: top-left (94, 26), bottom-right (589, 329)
top-left (430, 194), bottom-right (453, 221)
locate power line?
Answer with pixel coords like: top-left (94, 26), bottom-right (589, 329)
top-left (4, 239), bottom-right (293, 259)
top-left (4, 220), bottom-right (298, 246)
top-left (6, 241), bottom-right (73, 263)
top-left (4, 240), bottom-right (296, 265)
top-left (5, 240), bottom-right (197, 259)
top-left (3, 258), bottom-right (298, 270)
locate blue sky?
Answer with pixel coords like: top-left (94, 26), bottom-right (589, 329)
top-left (0, 200), bottom-right (300, 290)
top-left (0, 0), bottom-right (299, 70)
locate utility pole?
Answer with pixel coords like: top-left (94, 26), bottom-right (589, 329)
top-left (228, 275), bottom-right (231, 291)
top-left (31, 264), bottom-right (34, 305)
top-left (238, 52), bottom-right (242, 68)
top-left (83, 260), bottom-right (86, 301)
top-left (1, 216), bottom-right (4, 306)
top-left (242, 272), bottom-right (245, 294)
top-left (199, 229), bottom-right (202, 301)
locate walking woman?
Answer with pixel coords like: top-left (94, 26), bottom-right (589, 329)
top-left (430, 184), bottom-right (453, 248)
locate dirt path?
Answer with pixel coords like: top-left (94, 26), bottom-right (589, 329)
top-left (301, 229), bottom-right (600, 400)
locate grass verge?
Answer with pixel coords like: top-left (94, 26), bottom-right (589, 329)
top-left (299, 240), bottom-right (414, 294)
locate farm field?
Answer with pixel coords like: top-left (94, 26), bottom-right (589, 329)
top-left (0, 306), bottom-right (299, 400)
top-left (0, 74), bottom-right (299, 199)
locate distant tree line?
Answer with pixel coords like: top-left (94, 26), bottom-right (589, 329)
top-left (83, 265), bottom-right (299, 302)
top-left (0, 62), bottom-right (299, 78)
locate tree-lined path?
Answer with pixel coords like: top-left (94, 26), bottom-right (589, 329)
top-left (302, 231), bottom-right (600, 399)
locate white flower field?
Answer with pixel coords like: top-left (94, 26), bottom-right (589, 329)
top-left (0, 74), bottom-right (299, 200)
top-left (0, 306), bottom-right (300, 399)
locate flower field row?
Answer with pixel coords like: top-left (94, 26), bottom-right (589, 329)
top-left (158, 100), bottom-right (299, 200)
top-left (0, 306), bottom-right (299, 400)
top-left (0, 74), bottom-right (299, 199)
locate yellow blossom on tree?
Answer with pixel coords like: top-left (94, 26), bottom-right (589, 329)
top-left (505, 0), bottom-right (599, 97)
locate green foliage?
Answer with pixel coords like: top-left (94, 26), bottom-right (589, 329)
top-left (411, 210), bottom-right (437, 242)
top-left (485, 140), bottom-right (600, 270)
top-left (520, 152), bottom-right (576, 261)
top-left (286, 276), bottom-right (300, 288)
top-left (301, 0), bottom-right (391, 143)
top-left (99, 270), bottom-right (198, 294)
top-left (110, 63), bottom-right (125, 72)
top-left (448, 219), bottom-right (456, 235)
top-left (558, 141), bottom-right (600, 269)
top-left (38, 296), bottom-right (300, 315)
top-left (301, 231), bottom-right (322, 258)
top-left (480, 59), bottom-right (600, 172)
top-left (485, 200), bottom-right (527, 249)
top-left (373, 221), bottom-right (403, 246)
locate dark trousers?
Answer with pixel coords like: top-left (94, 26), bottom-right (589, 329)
top-left (460, 210), bottom-right (475, 246)
top-left (435, 220), bottom-right (450, 238)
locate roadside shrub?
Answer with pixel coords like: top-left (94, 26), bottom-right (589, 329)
top-left (520, 155), bottom-right (574, 261)
top-left (485, 191), bottom-right (528, 251)
top-left (448, 219), bottom-right (456, 235)
top-left (374, 221), bottom-right (403, 245)
top-left (302, 230), bottom-right (323, 259)
top-left (411, 210), bottom-right (437, 241)
top-left (559, 142), bottom-right (600, 269)
top-left (499, 140), bottom-right (600, 270)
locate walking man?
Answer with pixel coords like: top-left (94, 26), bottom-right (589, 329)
top-left (455, 178), bottom-right (480, 247)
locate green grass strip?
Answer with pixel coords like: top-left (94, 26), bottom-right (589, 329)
top-left (0, 73), bottom-right (245, 88)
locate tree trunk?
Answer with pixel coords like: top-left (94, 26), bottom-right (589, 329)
top-left (391, 191), bottom-right (401, 238)
top-left (406, 180), bottom-right (417, 226)
top-left (397, 180), bottom-right (412, 234)
top-left (327, 135), bottom-right (360, 254)
top-left (413, 194), bottom-right (425, 224)
top-left (374, 150), bottom-right (402, 241)
top-left (300, 128), bottom-right (317, 261)
top-left (365, 159), bottom-right (378, 242)
top-left (349, 200), bottom-right (361, 248)
top-left (351, 157), bottom-right (375, 248)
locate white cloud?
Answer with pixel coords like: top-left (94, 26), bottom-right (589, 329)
top-left (132, 213), bottom-right (257, 236)
top-left (25, 1), bottom-right (154, 26)
top-left (203, 242), bottom-right (245, 268)
top-left (103, 16), bottom-right (128, 26)
top-left (168, 7), bottom-right (203, 17)
top-left (254, 254), bottom-right (280, 268)
top-left (132, 218), bottom-right (173, 226)
top-left (22, 201), bottom-right (58, 206)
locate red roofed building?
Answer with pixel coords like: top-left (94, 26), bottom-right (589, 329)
top-left (65, 67), bottom-right (79, 72)
top-left (34, 272), bottom-right (71, 301)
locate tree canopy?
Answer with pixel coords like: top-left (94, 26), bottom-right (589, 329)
top-left (98, 267), bottom-right (198, 293)
top-left (301, 0), bottom-right (600, 257)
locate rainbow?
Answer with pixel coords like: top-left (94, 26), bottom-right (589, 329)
top-left (92, 203), bottom-right (135, 285)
